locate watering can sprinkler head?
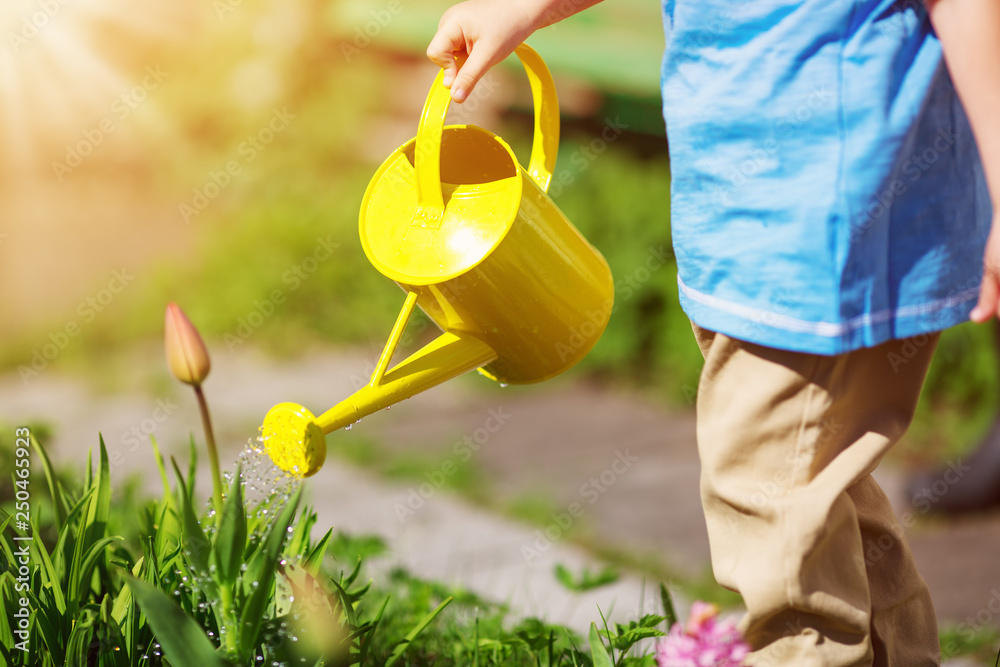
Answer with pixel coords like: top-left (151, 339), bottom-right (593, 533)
top-left (260, 403), bottom-right (326, 477)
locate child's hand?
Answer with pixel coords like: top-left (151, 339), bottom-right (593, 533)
top-left (426, 0), bottom-right (537, 103)
top-left (971, 215), bottom-right (1000, 322)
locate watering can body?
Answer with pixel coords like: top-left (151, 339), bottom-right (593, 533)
top-left (262, 45), bottom-right (614, 476)
top-left (361, 137), bottom-right (614, 385)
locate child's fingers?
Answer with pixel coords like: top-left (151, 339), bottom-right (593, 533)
top-left (426, 32), bottom-right (496, 102)
top-left (971, 271), bottom-right (1000, 322)
top-left (972, 230), bottom-right (1000, 322)
top-left (427, 1), bottom-right (525, 103)
top-left (447, 47), bottom-right (495, 102)
top-left (426, 21), bottom-right (466, 88)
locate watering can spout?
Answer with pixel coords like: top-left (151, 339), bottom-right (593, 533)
top-left (261, 292), bottom-right (497, 477)
top-left (315, 330), bottom-right (497, 433)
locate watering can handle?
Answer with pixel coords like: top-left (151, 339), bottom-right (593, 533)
top-left (413, 43), bottom-right (560, 226)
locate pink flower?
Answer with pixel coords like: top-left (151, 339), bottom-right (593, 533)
top-left (685, 601), bottom-right (719, 635)
top-left (164, 303), bottom-right (211, 386)
top-left (656, 602), bottom-right (750, 667)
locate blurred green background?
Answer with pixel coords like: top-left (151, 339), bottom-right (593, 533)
top-left (0, 0), bottom-right (995, 468)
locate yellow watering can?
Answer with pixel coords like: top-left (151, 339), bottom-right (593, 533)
top-left (261, 44), bottom-right (614, 477)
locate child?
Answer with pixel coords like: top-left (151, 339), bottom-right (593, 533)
top-left (427, 0), bottom-right (999, 665)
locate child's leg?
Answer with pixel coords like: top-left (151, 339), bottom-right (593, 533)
top-left (692, 326), bottom-right (939, 667)
top-left (847, 476), bottom-right (937, 663)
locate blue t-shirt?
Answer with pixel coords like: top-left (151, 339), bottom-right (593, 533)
top-left (661, 0), bottom-right (993, 355)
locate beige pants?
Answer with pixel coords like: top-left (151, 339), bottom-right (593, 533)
top-left (692, 325), bottom-right (940, 667)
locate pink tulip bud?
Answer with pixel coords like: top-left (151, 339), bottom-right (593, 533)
top-left (164, 303), bottom-right (211, 386)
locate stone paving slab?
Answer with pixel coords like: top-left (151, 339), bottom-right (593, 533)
top-left (311, 461), bottom-right (672, 632)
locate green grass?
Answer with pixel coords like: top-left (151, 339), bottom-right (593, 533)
top-left (906, 321), bottom-right (1000, 467)
top-left (505, 493), bottom-right (569, 528)
top-left (940, 624), bottom-right (1000, 666)
top-left (1, 430), bottom-right (675, 666)
top-left (3, 429), bottom-right (996, 665)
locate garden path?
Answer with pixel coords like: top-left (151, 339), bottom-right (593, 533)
top-left (1, 342), bottom-right (997, 662)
